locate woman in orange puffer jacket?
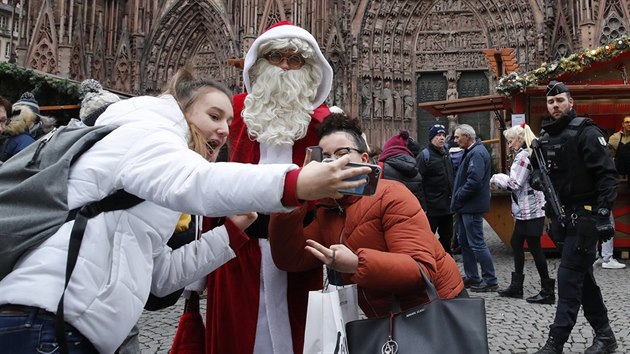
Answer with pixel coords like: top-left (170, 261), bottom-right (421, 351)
top-left (269, 113), bottom-right (465, 318)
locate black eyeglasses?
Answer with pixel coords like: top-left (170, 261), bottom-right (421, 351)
top-left (323, 147), bottom-right (364, 160)
top-left (265, 51), bottom-right (306, 69)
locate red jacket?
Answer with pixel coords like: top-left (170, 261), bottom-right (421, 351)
top-left (269, 179), bottom-right (464, 318)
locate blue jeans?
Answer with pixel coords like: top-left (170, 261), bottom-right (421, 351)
top-left (0, 306), bottom-right (97, 354)
top-left (457, 213), bottom-right (497, 285)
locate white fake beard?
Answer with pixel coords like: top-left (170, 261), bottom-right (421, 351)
top-left (242, 60), bottom-right (319, 145)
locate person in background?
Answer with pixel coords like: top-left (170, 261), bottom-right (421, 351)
top-left (269, 113), bottom-right (464, 320)
top-left (368, 144), bottom-right (382, 163)
top-left (0, 67), bottom-right (368, 354)
top-left (591, 116), bottom-right (630, 270)
top-left (417, 124), bottom-right (454, 254)
top-left (446, 132), bottom-right (464, 254)
top-left (407, 135), bottom-right (421, 158)
top-left (607, 115), bottom-right (630, 177)
top-left (2, 92), bottom-right (46, 159)
top-left (78, 79), bottom-right (122, 126)
top-left (379, 130), bottom-right (426, 210)
top-left (533, 81), bottom-right (618, 354)
top-left (451, 124), bottom-right (498, 292)
top-left (205, 21), bottom-right (334, 354)
top-left (0, 95), bottom-right (11, 162)
top-left (490, 124), bottom-right (554, 304)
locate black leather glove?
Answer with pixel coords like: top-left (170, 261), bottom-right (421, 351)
top-left (529, 170), bottom-right (544, 191)
top-left (594, 209), bottom-right (615, 242)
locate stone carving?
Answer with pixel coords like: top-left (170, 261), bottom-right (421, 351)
top-left (446, 82), bottom-right (458, 101)
top-left (361, 78), bottom-right (373, 119)
top-left (373, 81), bottom-right (383, 118)
top-left (28, 10), bottom-right (58, 73)
top-left (393, 83), bottom-right (403, 120)
top-left (383, 81), bottom-right (393, 120)
top-left (69, 42), bottom-right (84, 81)
top-left (403, 88), bottom-right (413, 121)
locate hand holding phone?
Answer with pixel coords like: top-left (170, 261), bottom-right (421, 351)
top-left (296, 155), bottom-right (373, 200)
top-left (338, 162), bottom-right (381, 196)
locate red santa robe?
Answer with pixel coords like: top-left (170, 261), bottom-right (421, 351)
top-left (205, 92), bottom-right (330, 354)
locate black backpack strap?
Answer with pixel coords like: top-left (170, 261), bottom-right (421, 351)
top-left (56, 190), bottom-right (143, 353)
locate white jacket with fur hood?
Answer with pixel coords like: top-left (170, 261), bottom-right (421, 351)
top-left (0, 95), bottom-right (298, 353)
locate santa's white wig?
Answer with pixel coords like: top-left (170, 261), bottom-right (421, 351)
top-left (242, 21), bottom-right (332, 108)
top-left (242, 38), bottom-right (324, 145)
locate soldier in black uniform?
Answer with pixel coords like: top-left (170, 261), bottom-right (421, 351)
top-left (534, 81), bottom-right (619, 354)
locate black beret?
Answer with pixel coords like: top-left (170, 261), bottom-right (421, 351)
top-left (546, 81), bottom-right (570, 96)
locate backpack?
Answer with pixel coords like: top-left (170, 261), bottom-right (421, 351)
top-left (421, 147), bottom-right (430, 164)
top-left (0, 123), bottom-right (143, 353)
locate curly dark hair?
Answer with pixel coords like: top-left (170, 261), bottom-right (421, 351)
top-left (317, 113), bottom-right (368, 152)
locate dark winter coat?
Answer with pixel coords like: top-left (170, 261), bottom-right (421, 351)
top-left (417, 144), bottom-right (454, 216)
top-left (382, 153), bottom-right (426, 210)
top-left (451, 139), bottom-right (492, 214)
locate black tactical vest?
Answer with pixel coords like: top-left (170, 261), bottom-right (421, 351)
top-left (539, 117), bottom-right (597, 206)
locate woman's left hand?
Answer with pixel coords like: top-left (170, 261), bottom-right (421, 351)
top-left (305, 239), bottom-right (358, 274)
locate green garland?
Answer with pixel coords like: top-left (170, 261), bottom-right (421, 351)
top-left (496, 34), bottom-right (630, 95)
top-left (0, 61), bottom-right (80, 104)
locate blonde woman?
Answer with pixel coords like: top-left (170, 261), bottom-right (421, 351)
top-left (490, 124), bottom-right (554, 304)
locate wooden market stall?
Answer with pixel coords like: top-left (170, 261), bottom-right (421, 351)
top-left (422, 38), bottom-right (630, 251)
top-left (503, 50), bottom-right (630, 250)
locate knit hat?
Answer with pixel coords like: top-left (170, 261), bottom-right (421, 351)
top-left (79, 79), bottom-right (121, 126)
top-left (428, 124), bottom-right (446, 141)
top-left (243, 21), bottom-right (333, 109)
top-left (379, 130), bottom-right (413, 161)
top-left (13, 92), bottom-right (40, 115)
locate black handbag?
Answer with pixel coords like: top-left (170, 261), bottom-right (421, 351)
top-left (346, 265), bottom-right (489, 354)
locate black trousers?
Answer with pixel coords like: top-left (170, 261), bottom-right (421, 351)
top-left (428, 214), bottom-right (453, 254)
top-left (549, 220), bottom-right (610, 343)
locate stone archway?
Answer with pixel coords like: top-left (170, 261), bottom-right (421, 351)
top-left (356, 0), bottom-right (540, 146)
top-left (142, 0), bottom-right (239, 94)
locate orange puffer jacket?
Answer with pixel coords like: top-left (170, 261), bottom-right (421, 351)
top-left (269, 179), bottom-right (464, 318)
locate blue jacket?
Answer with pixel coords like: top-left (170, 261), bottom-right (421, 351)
top-left (451, 139), bottom-right (491, 214)
top-left (3, 133), bottom-right (35, 160)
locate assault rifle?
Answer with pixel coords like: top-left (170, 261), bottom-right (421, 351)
top-left (530, 138), bottom-right (566, 225)
top-left (490, 98), bottom-right (508, 173)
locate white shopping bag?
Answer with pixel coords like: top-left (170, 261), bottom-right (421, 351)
top-left (303, 284), bottom-right (359, 354)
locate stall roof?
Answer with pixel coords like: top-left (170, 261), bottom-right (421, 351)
top-left (523, 84), bottom-right (630, 98)
top-left (418, 94), bottom-right (511, 116)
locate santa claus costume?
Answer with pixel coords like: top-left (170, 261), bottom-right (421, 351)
top-left (205, 22), bottom-right (333, 354)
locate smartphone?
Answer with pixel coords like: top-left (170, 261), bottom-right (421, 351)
top-left (339, 162), bottom-right (382, 196)
top-left (307, 146), bottom-right (323, 163)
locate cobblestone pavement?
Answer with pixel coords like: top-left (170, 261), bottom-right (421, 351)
top-left (138, 220), bottom-right (630, 353)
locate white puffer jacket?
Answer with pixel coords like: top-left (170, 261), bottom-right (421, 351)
top-left (0, 95), bottom-right (297, 353)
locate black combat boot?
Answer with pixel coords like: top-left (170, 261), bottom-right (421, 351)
top-left (526, 278), bottom-right (555, 304)
top-left (585, 325), bottom-right (617, 354)
top-left (534, 337), bottom-right (564, 354)
top-left (497, 272), bottom-right (524, 298)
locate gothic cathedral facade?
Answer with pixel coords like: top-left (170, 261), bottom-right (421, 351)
top-left (6, 0), bottom-right (629, 145)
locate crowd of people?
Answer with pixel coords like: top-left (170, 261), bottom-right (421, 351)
top-left (0, 21), bottom-right (626, 354)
